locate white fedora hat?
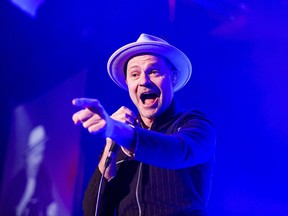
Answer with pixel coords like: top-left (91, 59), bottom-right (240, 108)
top-left (107, 33), bottom-right (192, 92)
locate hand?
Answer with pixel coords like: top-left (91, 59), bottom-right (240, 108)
top-left (72, 98), bottom-right (136, 176)
top-left (72, 98), bottom-right (114, 137)
top-left (98, 107), bottom-right (137, 178)
top-left (111, 106), bottom-right (138, 126)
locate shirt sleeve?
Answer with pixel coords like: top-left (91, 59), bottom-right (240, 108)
top-left (134, 111), bottom-right (216, 169)
top-left (82, 167), bottom-right (117, 216)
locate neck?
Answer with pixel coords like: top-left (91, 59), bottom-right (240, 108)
top-left (141, 117), bottom-right (154, 129)
top-left (139, 100), bottom-right (177, 129)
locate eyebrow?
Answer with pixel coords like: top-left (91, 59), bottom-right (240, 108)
top-left (127, 65), bottom-right (140, 71)
top-left (127, 63), bottom-right (162, 73)
top-left (146, 63), bottom-right (161, 68)
top-left (124, 56), bottom-right (175, 78)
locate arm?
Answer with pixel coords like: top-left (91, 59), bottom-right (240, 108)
top-left (72, 99), bottom-right (137, 178)
top-left (72, 98), bottom-right (136, 153)
top-left (72, 99), bottom-right (215, 169)
top-left (134, 112), bottom-right (216, 169)
top-left (78, 104), bottom-right (137, 216)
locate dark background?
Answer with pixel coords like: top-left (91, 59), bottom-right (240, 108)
top-left (1, 0), bottom-right (288, 215)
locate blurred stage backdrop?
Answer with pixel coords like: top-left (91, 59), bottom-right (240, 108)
top-left (1, 0), bottom-right (288, 215)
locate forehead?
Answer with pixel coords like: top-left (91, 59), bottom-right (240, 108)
top-left (127, 54), bottom-right (169, 68)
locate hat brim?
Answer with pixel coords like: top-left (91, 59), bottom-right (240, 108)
top-left (107, 41), bottom-right (192, 92)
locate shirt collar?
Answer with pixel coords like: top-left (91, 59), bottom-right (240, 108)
top-left (138, 100), bottom-right (182, 131)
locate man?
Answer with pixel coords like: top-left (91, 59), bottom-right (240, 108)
top-left (72, 34), bottom-right (216, 215)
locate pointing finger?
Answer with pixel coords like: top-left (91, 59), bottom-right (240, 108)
top-left (72, 98), bottom-right (100, 108)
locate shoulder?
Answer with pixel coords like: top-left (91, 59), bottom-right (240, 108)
top-left (166, 109), bottom-right (215, 135)
top-left (176, 109), bottom-right (213, 126)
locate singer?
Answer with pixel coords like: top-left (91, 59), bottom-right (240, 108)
top-left (72, 34), bottom-right (216, 216)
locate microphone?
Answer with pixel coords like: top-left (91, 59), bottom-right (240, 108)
top-left (103, 117), bottom-right (139, 168)
top-left (95, 141), bottom-right (119, 216)
top-left (104, 141), bottom-right (119, 168)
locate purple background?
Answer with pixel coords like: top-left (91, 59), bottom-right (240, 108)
top-left (1, 0), bottom-right (288, 215)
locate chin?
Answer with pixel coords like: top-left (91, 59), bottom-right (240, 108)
top-left (141, 108), bottom-right (162, 119)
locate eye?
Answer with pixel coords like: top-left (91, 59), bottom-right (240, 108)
top-left (128, 71), bottom-right (140, 79)
top-left (149, 69), bottom-right (160, 76)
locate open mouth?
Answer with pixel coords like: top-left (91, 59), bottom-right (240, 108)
top-left (140, 92), bottom-right (159, 105)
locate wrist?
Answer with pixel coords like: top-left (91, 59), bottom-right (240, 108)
top-left (106, 120), bottom-right (136, 152)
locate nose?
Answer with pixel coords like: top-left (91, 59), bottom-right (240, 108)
top-left (139, 73), bottom-right (151, 86)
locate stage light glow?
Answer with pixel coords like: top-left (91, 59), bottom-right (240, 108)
top-left (10, 0), bottom-right (45, 17)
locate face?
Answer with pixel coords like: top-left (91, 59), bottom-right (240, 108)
top-left (126, 54), bottom-right (176, 125)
